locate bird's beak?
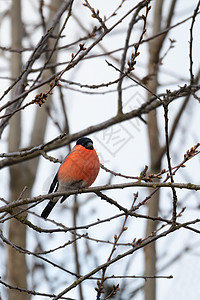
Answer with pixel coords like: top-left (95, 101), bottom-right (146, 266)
top-left (87, 142), bottom-right (93, 150)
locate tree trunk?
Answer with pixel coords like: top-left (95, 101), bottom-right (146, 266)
top-left (144, 1), bottom-right (163, 300)
top-left (7, 1), bottom-right (62, 299)
top-left (7, 1), bottom-right (30, 300)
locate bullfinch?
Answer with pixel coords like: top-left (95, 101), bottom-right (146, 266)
top-left (41, 137), bottom-right (100, 219)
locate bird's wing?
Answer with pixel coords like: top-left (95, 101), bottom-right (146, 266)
top-left (41, 173), bottom-right (59, 219)
top-left (48, 149), bottom-right (73, 194)
top-left (48, 173), bottom-right (59, 193)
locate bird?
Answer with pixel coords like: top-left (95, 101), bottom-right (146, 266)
top-left (41, 137), bottom-right (100, 219)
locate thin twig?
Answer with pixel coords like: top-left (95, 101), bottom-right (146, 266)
top-left (189, 0), bottom-right (200, 85)
top-left (163, 100), bottom-right (178, 224)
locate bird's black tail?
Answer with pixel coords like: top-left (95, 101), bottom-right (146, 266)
top-left (41, 200), bottom-right (58, 219)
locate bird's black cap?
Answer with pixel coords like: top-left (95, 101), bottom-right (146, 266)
top-left (76, 137), bottom-right (94, 150)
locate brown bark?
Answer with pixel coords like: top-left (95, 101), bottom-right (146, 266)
top-left (7, 1), bottom-right (62, 299)
top-left (144, 1), bottom-right (178, 299)
top-left (7, 1), bottom-right (29, 300)
top-left (144, 1), bottom-right (163, 300)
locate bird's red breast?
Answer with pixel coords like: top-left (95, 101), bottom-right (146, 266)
top-left (57, 144), bottom-right (100, 187)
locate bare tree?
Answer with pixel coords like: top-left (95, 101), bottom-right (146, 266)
top-left (0, 1), bottom-right (200, 300)
top-left (7, 1), bottom-right (29, 299)
top-left (144, 1), bottom-right (177, 299)
top-left (6, 0), bottom-right (65, 299)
